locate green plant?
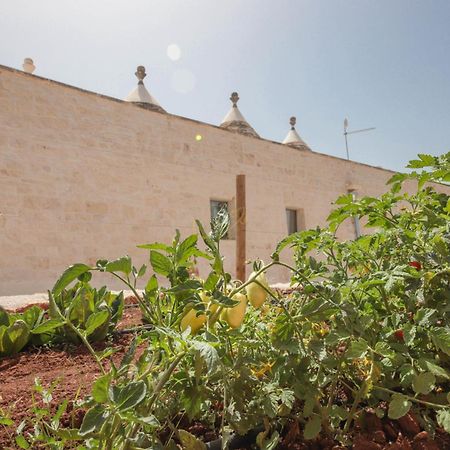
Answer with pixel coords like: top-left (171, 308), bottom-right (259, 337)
top-left (0, 305), bottom-right (60, 357)
top-left (49, 281), bottom-right (124, 344)
top-left (6, 153), bottom-right (450, 448)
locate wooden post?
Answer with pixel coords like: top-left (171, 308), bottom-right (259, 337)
top-left (236, 174), bottom-right (246, 281)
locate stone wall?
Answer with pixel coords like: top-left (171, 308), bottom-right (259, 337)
top-left (0, 65), bottom-right (422, 295)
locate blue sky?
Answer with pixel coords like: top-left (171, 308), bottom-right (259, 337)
top-left (1, 0), bottom-right (449, 171)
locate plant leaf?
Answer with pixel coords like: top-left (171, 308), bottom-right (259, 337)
top-left (31, 319), bottom-right (64, 335)
top-left (79, 405), bottom-right (109, 436)
top-left (412, 372), bottom-right (435, 395)
top-left (110, 381), bottom-right (147, 412)
top-left (436, 410), bottom-right (450, 433)
top-left (304, 415), bottom-right (321, 440)
top-left (192, 341), bottom-right (220, 374)
top-left (178, 429), bottom-right (207, 450)
top-left (92, 373), bottom-right (111, 403)
top-left (105, 256), bottom-right (132, 275)
top-left (388, 394), bottom-right (411, 419)
top-left (52, 264), bottom-right (92, 296)
top-left (150, 251), bottom-right (172, 276)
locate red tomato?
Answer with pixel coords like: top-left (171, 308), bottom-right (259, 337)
top-left (394, 329), bottom-right (404, 341)
top-left (408, 261), bottom-right (422, 270)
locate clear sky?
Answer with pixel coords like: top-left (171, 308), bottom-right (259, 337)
top-left (1, 0), bottom-right (449, 172)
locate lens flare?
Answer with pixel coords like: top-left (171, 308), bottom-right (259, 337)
top-left (167, 44), bottom-right (181, 61)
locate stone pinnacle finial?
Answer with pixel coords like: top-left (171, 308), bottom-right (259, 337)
top-left (282, 115), bottom-right (311, 151)
top-left (22, 58), bottom-right (36, 74)
top-left (230, 92), bottom-right (239, 107)
top-left (135, 66), bottom-right (147, 84)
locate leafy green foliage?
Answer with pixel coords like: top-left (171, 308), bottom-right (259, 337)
top-left (49, 282), bottom-right (124, 344)
top-left (5, 152), bottom-right (450, 448)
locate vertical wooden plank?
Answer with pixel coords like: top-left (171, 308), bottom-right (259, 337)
top-left (236, 174), bottom-right (246, 281)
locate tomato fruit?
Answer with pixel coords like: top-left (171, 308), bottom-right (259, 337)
top-left (180, 307), bottom-right (206, 334)
top-left (180, 292), bottom-right (215, 334)
top-left (246, 271), bottom-right (269, 308)
top-left (221, 293), bottom-right (247, 328)
top-left (408, 261), bottom-right (422, 270)
top-left (394, 329), bottom-right (404, 341)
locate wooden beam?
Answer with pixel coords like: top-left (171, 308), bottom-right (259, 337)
top-left (236, 174), bottom-right (246, 281)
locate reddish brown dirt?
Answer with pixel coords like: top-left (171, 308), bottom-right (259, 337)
top-left (0, 305), bottom-right (143, 448)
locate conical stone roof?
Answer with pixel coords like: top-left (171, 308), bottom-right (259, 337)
top-left (282, 117), bottom-right (310, 150)
top-left (220, 92), bottom-right (259, 138)
top-left (125, 66), bottom-right (165, 113)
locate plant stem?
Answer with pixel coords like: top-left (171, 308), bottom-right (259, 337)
top-left (373, 385), bottom-right (449, 409)
top-left (343, 379), bottom-right (367, 433)
top-left (65, 320), bottom-right (106, 375)
top-left (109, 272), bottom-right (153, 319)
top-left (124, 351), bottom-right (187, 447)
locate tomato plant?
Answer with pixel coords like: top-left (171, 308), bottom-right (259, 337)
top-left (7, 152), bottom-right (450, 449)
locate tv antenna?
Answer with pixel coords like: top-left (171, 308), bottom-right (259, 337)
top-left (343, 118), bottom-right (376, 160)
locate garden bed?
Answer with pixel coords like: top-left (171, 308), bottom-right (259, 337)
top-left (1, 303), bottom-right (449, 449)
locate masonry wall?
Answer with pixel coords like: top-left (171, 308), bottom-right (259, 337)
top-left (0, 66), bottom-right (412, 295)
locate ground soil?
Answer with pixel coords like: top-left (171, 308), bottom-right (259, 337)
top-left (1, 300), bottom-right (449, 449)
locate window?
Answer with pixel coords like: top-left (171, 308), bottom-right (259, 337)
top-left (286, 208), bottom-right (298, 235)
top-left (210, 200), bottom-right (230, 239)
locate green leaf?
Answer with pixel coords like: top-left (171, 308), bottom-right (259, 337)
top-left (346, 338), bottom-right (369, 359)
top-left (0, 307), bottom-right (10, 327)
top-left (387, 172), bottom-right (407, 185)
top-left (84, 310), bottom-right (110, 338)
top-left (52, 264), bottom-right (92, 296)
top-left (0, 417), bottom-right (13, 426)
top-left (145, 274), bottom-right (158, 294)
top-left (431, 327), bottom-right (450, 356)
top-left (53, 428), bottom-right (82, 440)
top-left (79, 405), bottom-right (109, 436)
top-left (419, 360), bottom-right (450, 380)
top-left (204, 272), bottom-right (219, 291)
top-left (137, 264), bottom-right (147, 277)
top-left (31, 319), bottom-right (64, 334)
top-left (195, 219), bottom-right (216, 252)
top-left (300, 297), bottom-right (338, 321)
top-left (436, 410), bottom-right (450, 433)
top-left (166, 280), bottom-right (202, 293)
top-left (261, 431), bottom-right (280, 450)
top-left (5, 320), bottom-right (30, 355)
top-left (150, 251), bottom-right (173, 276)
top-left (303, 415), bottom-right (321, 440)
top-left (105, 256), bottom-right (132, 275)
top-left (177, 234), bottom-right (198, 262)
top-left (412, 372), bottom-right (435, 395)
top-left (211, 291), bottom-right (239, 307)
top-left (92, 373), bottom-right (111, 403)
top-left (15, 435), bottom-right (29, 449)
top-left (192, 341), bottom-right (220, 374)
top-left (178, 429), bottom-right (207, 450)
top-left (21, 306), bottom-right (42, 328)
top-left (110, 381), bottom-right (147, 412)
top-left (137, 242), bottom-right (173, 252)
top-left (388, 394), bottom-right (411, 419)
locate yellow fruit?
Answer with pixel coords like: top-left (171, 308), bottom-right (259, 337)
top-left (221, 293), bottom-right (247, 328)
top-left (201, 291), bottom-right (218, 314)
top-left (180, 307), bottom-right (206, 334)
top-left (246, 271), bottom-right (269, 308)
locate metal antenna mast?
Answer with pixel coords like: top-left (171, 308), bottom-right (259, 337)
top-left (343, 118), bottom-right (376, 160)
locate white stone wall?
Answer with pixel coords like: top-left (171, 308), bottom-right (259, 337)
top-left (0, 66), bottom-right (430, 295)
